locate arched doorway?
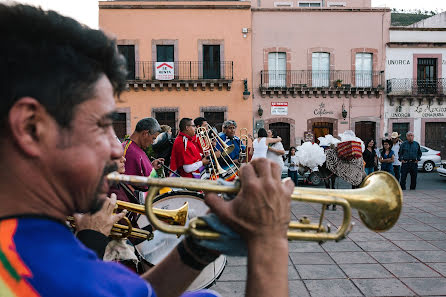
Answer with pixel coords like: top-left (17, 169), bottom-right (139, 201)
top-left (312, 122), bottom-right (333, 143)
top-left (269, 122), bottom-right (290, 150)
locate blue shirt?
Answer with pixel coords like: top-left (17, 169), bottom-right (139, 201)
top-left (216, 133), bottom-right (245, 161)
top-left (380, 150), bottom-right (395, 172)
top-left (398, 141), bottom-right (422, 161)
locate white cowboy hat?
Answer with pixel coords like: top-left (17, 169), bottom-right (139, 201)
top-left (390, 132), bottom-right (401, 139)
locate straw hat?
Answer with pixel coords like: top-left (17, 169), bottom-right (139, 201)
top-left (390, 132), bottom-right (400, 139)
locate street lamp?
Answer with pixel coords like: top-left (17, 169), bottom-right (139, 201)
top-left (341, 104), bottom-right (347, 119)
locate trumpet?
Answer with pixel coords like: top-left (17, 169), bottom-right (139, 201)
top-left (67, 200), bottom-right (189, 240)
top-left (239, 128), bottom-right (249, 164)
top-left (107, 171), bottom-right (403, 242)
top-left (197, 126), bottom-right (227, 176)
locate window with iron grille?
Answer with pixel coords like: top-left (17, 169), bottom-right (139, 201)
top-left (112, 112), bottom-right (127, 141)
top-left (417, 58), bottom-right (437, 94)
top-left (117, 45), bottom-right (135, 80)
top-left (298, 1), bottom-right (321, 7)
top-left (204, 112), bottom-right (225, 132)
top-left (155, 112), bottom-right (177, 136)
top-left (392, 123), bottom-right (409, 142)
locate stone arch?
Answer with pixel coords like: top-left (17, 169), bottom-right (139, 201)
top-left (264, 117), bottom-right (296, 147)
top-left (307, 117), bottom-right (338, 138)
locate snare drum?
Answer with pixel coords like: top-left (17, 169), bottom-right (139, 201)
top-left (135, 191), bottom-right (226, 291)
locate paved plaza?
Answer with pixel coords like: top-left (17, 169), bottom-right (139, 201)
top-left (210, 173), bottom-right (446, 296)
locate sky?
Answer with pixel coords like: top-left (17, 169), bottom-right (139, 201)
top-left (2, 0), bottom-right (446, 29)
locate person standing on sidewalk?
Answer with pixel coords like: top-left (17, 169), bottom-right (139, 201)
top-left (390, 132), bottom-right (402, 182)
top-left (399, 131), bottom-right (422, 190)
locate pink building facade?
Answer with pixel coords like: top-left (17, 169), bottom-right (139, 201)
top-left (251, 0), bottom-right (390, 149)
top-left (99, 1), bottom-right (252, 138)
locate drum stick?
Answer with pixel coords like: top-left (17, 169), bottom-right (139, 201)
top-left (149, 156), bottom-right (181, 177)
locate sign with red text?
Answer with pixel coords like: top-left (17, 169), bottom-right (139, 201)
top-left (271, 102), bottom-right (288, 115)
top-left (155, 62), bottom-right (174, 80)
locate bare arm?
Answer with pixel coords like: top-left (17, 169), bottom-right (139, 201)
top-left (265, 137), bottom-right (282, 146)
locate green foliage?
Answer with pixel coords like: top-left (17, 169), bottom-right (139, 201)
top-left (391, 13), bottom-right (432, 26)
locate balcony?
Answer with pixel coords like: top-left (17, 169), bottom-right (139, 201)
top-left (125, 61), bottom-right (233, 91)
top-left (386, 78), bottom-right (446, 105)
top-left (259, 70), bottom-right (384, 98)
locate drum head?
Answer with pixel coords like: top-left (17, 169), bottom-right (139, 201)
top-left (135, 191), bottom-right (226, 291)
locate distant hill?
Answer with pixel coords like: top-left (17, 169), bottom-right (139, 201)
top-left (391, 13), bottom-right (432, 26)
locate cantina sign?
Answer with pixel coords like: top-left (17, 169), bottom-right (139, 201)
top-left (390, 105), bottom-right (446, 118)
top-left (314, 103), bottom-right (334, 116)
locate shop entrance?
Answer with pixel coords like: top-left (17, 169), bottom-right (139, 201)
top-left (269, 122), bottom-right (290, 150)
top-left (425, 122), bottom-right (446, 158)
top-left (312, 122), bottom-right (333, 143)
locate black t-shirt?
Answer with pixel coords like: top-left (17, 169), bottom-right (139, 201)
top-left (363, 148), bottom-right (376, 168)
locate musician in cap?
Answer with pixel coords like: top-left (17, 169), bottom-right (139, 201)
top-left (0, 4), bottom-right (294, 297)
top-left (216, 120), bottom-right (245, 165)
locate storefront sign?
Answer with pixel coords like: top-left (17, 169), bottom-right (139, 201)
top-left (314, 103), bottom-right (334, 116)
top-left (271, 102), bottom-right (288, 115)
top-left (389, 105), bottom-right (446, 119)
top-left (155, 62), bottom-right (174, 80)
top-left (390, 112), bottom-right (411, 118)
top-left (387, 59), bottom-right (410, 65)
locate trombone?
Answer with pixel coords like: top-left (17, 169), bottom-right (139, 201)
top-left (239, 128), bottom-right (249, 164)
top-left (107, 171), bottom-right (403, 242)
top-left (67, 200), bottom-right (189, 240)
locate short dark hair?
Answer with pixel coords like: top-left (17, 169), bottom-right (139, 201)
top-left (365, 139), bottom-right (376, 150)
top-left (257, 128), bottom-right (267, 138)
top-left (135, 118), bottom-right (161, 135)
top-left (0, 4), bottom-right (127, 134)
top-left (270, 129), bottom-right (278, 138)
top-left (194, 117), bottom-right (207, 127)
top-left (179, 118), bottom-right (193, 132)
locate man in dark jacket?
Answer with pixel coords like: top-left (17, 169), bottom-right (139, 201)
top-left (398, 131), bottom-right (422, 190)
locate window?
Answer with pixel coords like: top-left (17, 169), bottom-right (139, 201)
top-left (327, 2), bottom-right (346, 7)
top-left (268, 52), bottom-right (286, 87)
top-left (417, 58), bottom-right (437, 94)
top-left (298, 1), bottom-right (321, 7)
top-left (155, 112), bottom-right (176, 136)
top-left (203, 45), bottom-right (221, 79)
top-left (156, 45), bottom-right (174, 62)
top-left (112, 112), bottom-right (127, 141)
top-left (274, 1), bottom-right (293, 7)
top-left (118, 45), bottom-right (135, 80)
top-left (312, 52), bottom-right (330, 87)
top-left (392, 123), bottom-right (409, 142)
top-left (204, 111), bottom-right (225, 132)
top-left (355, 53), bottom-right (372, 88)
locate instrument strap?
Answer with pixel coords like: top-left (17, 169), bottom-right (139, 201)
top-left (123, 139), bottom-right (133, 158)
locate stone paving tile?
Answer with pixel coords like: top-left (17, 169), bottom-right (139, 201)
top-left (289, 252), bottom-right (335, 265)
top-left (411, 231), bottom-right (446, 240)
top-left (288, 280), bottom-right (310, 297)
top-left (435, 212), bottom-right (446, 218)
top-left (288, 265), bottom-right (300, 280)
top-left (348, 231), bottom-right (386, 241)
top-left (217, 266), bottom-right (247, 281)
top-left (328, 251), bottom-right (377, 264)
top-left (407, 250), bottom-right (446, 262)
top-left (392, 240), bottom-right (440, 251)
top-left (295, 264), bottom-right (346, 279)
top-left (400, 224), bottom-right (439, 232)
top-left (429, 223), bottom-right (446, 231)
top-left (304, 279), bottom-right (362, 297)
top-left (383, 263), bottom-right (441, 277)
top-left (210, 281), bottom-right (245, 297)
top-left (400, 278), bottom-right (446, 296)
top-left (355, 241), bottom-right (402, 252)
top-left (381, 232), bottom-right (421, 241)
top-left (339, 263), bottom-right (393, 278)
top-left (288, 241), bottom-right (325, 252)
top-left (225, 256), bottom-right (247, 266)
top-left (368, 251), bottom-right (419, 263)
top-left (428, 263), bottom-right (446, 276)
top-left (429, 240), bottom-right (446, 250)
top-left (352, 278), bottom-right (416, 296)
top-left (321, 241), bottom-right (362, 252)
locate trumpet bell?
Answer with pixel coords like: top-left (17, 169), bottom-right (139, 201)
top-left (224, 144), bottom-right (234, 155)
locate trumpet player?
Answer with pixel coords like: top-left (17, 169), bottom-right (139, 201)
top-left (170, 118), bottom-right (211, 178)
top-left (0, 5), bottom-right (294, 297)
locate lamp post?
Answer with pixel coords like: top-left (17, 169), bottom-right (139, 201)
top-left (258, 105), bottom-right (263, 117)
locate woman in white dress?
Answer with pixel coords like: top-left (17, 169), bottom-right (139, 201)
top-left (266, 129), bottom-right (285, 169)
top-left (251, 128), bottom-right (282, 160)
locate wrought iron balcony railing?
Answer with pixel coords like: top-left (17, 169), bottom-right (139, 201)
top-left (125, 61), bottom-right (233, 81)
top-left (260, 70), bottom-right (384, 89)
top-left (386, 78), bottom-right (446, 96)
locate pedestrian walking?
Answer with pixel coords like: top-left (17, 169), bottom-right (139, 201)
top-left (399, 131), bottom-right (422, 190)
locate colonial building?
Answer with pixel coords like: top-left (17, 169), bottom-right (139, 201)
top-left (384, 13), bottom-right (446, 157)
top-left (99, 1), bottom-right (252, 137)
top-left (251, 0), bottom-right (389, 149)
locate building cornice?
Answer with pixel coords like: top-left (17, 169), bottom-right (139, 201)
top-left (251, 7), bottom-right (390, 12)
top-left (390, 27), bottom-right (446, 31)
top-left (99, 1), bottom-right (250, 9)
top-left (387, 42), bottom-right (446, 48)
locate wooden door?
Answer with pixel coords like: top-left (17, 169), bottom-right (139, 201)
top-left (425, 122), bottom-right (446, 158)
top-left (312, 122), bottom-right (333, 144)
top-left (269, 122), bottom-right (290, 150)
top-left (355, 121), bottom-right (376, 143)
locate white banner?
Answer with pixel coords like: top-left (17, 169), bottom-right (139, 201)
top-left (155, 62), bottom-right (174, 80)
top-left (271, 102), bottom-right (288, 115)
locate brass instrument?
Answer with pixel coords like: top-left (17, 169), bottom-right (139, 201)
top-left (67, 200), bottom-right (189, 240)
top-left (239, 128), bottom-right (249, 164)
top-left (197, 126), bottom-right (227, 176)
top-left (107, 171), bottom-right (403, 242)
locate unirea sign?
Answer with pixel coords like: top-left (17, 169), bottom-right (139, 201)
top-left (271, 102), bottom-right (288, 115)
top-left (155, 62), bottom-right (174, 80)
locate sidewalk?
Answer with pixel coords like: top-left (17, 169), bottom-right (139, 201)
top-left (209, 189), bottom-right (446, 296)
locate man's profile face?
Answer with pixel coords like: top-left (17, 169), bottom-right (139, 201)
top-left (224, 125), bottom-right (236, 138)
top-left (142, 130), bottom-right (159, 149)
top-left (185, 121), bottom-right (196, 137)
top-left (201, 121), bottom-right (208, 129)
top-left (46, 75), bottom-right (123, 214)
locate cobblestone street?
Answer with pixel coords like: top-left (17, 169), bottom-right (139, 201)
top-left (210, 173), bottom-right (446, 296)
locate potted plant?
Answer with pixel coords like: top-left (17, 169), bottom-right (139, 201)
top-left (335, 79), bottom-right (343, 88)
